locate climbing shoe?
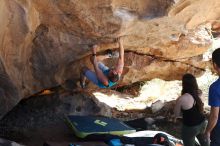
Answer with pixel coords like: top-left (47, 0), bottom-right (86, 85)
top-left (79, 78), bottom-right (86, 89)
top-left (106, 49), bottom-right (119, 58)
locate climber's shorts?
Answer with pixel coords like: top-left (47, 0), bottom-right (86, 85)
top-left (84, 62), bottom-right (109, 86)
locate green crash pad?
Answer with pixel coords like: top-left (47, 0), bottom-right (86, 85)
top-left (66, 115), bottom-right (136, 138)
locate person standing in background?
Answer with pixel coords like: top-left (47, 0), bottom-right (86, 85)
top-left (205, 48), bottom-right (220, 146)
top-left (174, 73), bottom-right (209, 146)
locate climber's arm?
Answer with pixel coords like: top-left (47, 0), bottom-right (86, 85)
top-left (91, 46), bottom-right (109, 86)
top-left (173, 95), bottom-right (183, 123)
top-left (115, 37), bottom-right (124, 75)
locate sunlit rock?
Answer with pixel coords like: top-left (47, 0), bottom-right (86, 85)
top-left (0, 0), bottom-right (219, 118)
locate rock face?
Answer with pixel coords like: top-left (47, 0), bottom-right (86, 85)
top-left (0, 88), bottom-right (169, 146)
top-left (0, 89), bottom-right (116, 146)
top-left (0, 0), bottom-right (220, 118)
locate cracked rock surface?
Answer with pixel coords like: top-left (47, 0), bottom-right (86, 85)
top-left (0, 0), bottom-right (219, 118)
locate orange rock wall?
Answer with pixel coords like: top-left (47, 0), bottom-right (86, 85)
top-left (0, 0), bottom-right (219, 118)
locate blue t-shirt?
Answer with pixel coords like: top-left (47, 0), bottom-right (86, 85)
top-left (209, 78), bottom-right (220, 126)
top-left (97, 69), bottom-right (117, 88)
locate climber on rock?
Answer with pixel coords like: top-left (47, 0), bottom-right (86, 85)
top-left (80, 37), bottom-right (124, 89)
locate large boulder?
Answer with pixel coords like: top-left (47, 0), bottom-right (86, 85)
top-left (0, 0), bottom-right (219, 118)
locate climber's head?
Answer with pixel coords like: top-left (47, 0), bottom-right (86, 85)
top-left (108, 69), bottom-right (120, 82)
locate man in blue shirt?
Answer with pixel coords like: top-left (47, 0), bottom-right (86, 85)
top-left (205, 48), bottom-right (220, 146)
top-left (80, 38), bottom-right (124, 89)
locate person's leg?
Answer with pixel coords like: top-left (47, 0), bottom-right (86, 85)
top-left (81, 67), bottom-right (100, 88)
top-left (98, 62), bottom-right (109, 72)
top-left (89, 53), bottom-right (111, 73)
top-left (96, 54), bottom-right (109, 61)
top-left (106, 49), bottom-right (119, 58)
top-left (197, 134), bottom-right (209, 146)
top-left (181, 125), bottom-right (198, 146)
top-left (90, 54), bottom-right (109, 63)
top-left (92, 50), bottom-right (119, 62)
top-left (196, 120), bottom-right (209, 146)
top-left (210, 126), bottom-right (220, 146)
